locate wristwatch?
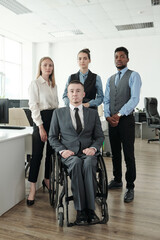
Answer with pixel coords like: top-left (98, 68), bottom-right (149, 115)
top-left (117, 112), bottom-right (122, 117)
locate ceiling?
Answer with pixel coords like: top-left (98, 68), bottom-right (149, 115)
top-left (0, 0), bottom-right (160, 43)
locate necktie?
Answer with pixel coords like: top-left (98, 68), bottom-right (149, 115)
top-left (74, 108), bottom-right (82, 134)
top-left (116, 71), bottom-right (121, 86)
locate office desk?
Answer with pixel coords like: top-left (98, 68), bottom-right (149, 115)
top-left (0, 127), bottom-right (32, 216)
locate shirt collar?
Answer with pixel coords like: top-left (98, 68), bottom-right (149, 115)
top-left (69, 103), bottom-right (83, 111)
top-left (79, 70), bottom-right (89, 78)
top-left (37, 75), bottom-right (47, 84)
top-left (117, 67), bottom-right (128, 75)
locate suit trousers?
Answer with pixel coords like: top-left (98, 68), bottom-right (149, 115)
top-left (61, 154), bottom-right (97, 211)
top-left (109, 114), bottom-right (136, 189)
top-left (28, 109), bottom-right (54, 183)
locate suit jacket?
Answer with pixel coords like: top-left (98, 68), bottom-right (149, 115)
top-left (48, 106), bottom-right (104, 154)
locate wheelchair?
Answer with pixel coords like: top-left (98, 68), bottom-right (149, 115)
top-left (25, 154), bottom-right (31, 178)
top-left (49, 152), bottom-right (109, 227)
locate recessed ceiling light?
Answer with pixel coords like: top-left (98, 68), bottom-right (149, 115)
top-left (116, 22), bottom-right (154, 31)
top-left (138, 10), bottom-right (144, 14)
top-left (0, 0), bottom-right (32, 15)
top-left (151, 0), bottom-right (160, 6)
top-left (49, 29), bottom-right (83, 38)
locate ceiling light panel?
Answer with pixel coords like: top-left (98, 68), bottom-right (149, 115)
top-left (151, 0), bottom-right (160, 6)
top-left (116, 22), bottom-right (154, 31)
top-left (49, 29), bottom-right (83, 38)
top-left (0, 0), bottom-right (32, 14)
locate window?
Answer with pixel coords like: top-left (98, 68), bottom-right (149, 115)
top-left (0, 35), bottom-right (22, 98)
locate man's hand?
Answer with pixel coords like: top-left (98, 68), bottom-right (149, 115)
top-left (83, 102), bottom-right (90, 108)
top-left (112, 114), bottom-right (120, 122)
top-left (83, 148), bottom-right (96, 156)
top-left (106, 116), bottom-right (119, 127)
top-left (61, 150), bottom-right (75, 159)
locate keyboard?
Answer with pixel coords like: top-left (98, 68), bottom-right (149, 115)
top-left (0, 126), bottom-right (26, 130)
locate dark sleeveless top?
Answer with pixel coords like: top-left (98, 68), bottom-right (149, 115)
top-left (70, 70), bottom-right (97, 103)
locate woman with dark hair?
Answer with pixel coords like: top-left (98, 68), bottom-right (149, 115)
top-left (62, 48), bottom-right (103, 109)
top-left (27, 57), bottom-right (58, 206)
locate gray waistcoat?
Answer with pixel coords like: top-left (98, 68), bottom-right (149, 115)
top-left (109, 69), bottom-right (133, 115)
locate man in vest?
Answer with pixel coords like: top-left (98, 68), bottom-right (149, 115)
top-left (104, 47), bottom-right (142, 203)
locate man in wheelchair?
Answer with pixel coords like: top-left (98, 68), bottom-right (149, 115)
top-left (49, 80), bottom-right (104, 225)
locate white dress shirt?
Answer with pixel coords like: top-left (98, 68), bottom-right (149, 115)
top-left (28, 76), bottom-right (58, 126)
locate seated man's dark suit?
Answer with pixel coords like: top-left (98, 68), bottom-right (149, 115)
top-left (48, 106), bottom-right (104, 211)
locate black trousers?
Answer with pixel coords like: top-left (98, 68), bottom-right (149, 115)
top-left (109, 114), bottom-right (136, 189)
top-left (28, 109), bottom-right (54, 183)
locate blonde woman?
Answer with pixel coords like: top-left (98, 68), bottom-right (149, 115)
top-left (27, 57), bottom-right (58, 206)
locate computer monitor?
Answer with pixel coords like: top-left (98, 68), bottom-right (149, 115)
top-left (20, 99), bottom-right (29, 108)
top-left (9, 99), bottom-right (20, 108)
top-left (0, 98), bottom-right (9, 124)
top-left (9, 99), bottom-right (29, 108)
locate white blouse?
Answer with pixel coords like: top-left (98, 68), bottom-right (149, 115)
top-left (28, 76), bottom-right (58, 126)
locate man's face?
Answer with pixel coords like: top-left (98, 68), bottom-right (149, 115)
top-left (114, 51), bottom-right (129, 70)
top-left (67, 83), bottom-right (85, 106)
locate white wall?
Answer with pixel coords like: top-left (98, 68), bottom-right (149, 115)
top-left (23, 35), bottom-right (160, 113)
top-left (21, 42), bottom-right (55, 98)
top-left (45, 35), bottom-right (160, 113)
top-left (21, 41), bottom-right (33, 98)
top-left (32, 42), bottom-right (55, 80)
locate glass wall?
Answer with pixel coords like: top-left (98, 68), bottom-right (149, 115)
top-left (0, 35), bottom-right (22, 98)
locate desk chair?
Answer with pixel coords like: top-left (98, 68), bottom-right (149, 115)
top-left (9, 108), bottom-right (30, 126)
top-left (144, 97), bottom-right (160, 143)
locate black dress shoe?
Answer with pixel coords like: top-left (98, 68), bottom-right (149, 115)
top-left (87, 209), bottom-right (100, 224)
top-left (27, 199), bottom-right (35, 206)
top-left (108, 179), bottom-right (123, 189)
top-left (124, 189), bottom-right (134, 203)
top-left (75, 210), bottom-right (88, 226)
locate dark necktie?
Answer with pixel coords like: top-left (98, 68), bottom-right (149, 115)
top-left (74, 108), bottom-right (82, 134)
top-left (116, 71), bottom-right (121, 86)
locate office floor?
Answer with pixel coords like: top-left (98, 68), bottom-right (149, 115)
top-left (0, 139), bottom-right (160, 240)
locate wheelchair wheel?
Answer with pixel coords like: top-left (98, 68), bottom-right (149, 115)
top-left (49, 153), bottom-right (59, 208)
top-left (101, 202), bottom-right (109, 223)
top-left (58, 212), bottom-right (64, 227)
top-left (96, 155), bottom-right (109, 223)
top-left (96, 155), bottom-right (108, 208)
top-left (25, 154), bottom-right (31, 178)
